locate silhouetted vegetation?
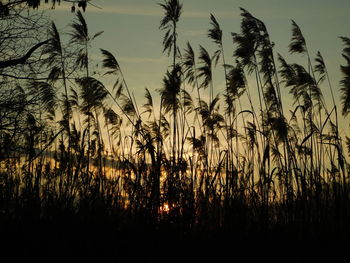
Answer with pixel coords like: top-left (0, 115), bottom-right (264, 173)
top-left (0, 1), bottom-right (349, 261)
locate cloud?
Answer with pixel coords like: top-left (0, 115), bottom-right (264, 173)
top-left (47, 2), bottom-right (161, 16)
top-left (49, 2), bottom-right (235, 19)
top-left (181, 29), bottom-right (205, 37)
top-left (117, 56), bottom-right (167, 64)
top-left (90, 4), bottom-right (162, 16)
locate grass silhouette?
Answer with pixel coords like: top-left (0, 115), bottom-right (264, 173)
top-left (0, 1), bottom-right (349, 261)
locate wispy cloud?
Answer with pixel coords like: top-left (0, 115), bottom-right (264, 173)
top-left (49, 2), bottom-right (236, 19)
top-left (184, 10), bottom-right (236, 19)
top-left (44, 2), bottom-right (160, 16)
top-left (89, 53), bottom-right (167, 66)
top-left (181, 29), bottom-right (206, 37)
top-left (90, 4), bottom-right (162, 16)
top-left (118, 56), bottom-right (167, 64)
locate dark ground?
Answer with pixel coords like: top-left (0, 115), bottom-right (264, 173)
top-left (1, 215), bottom-right (348, 263)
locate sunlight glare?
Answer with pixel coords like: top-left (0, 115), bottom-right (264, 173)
top-left (159, 203), bottom-right (170, 214)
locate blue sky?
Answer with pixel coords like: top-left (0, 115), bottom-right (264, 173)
top-left (44, 0), bottom-right (350, 132)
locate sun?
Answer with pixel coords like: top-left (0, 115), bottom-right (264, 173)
top-left (159, 203), bottom-right (170, 214)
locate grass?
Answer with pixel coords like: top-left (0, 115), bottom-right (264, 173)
top-left (0, 1), bottom-right (350, 261)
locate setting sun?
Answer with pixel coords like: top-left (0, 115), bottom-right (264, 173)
top-left (159, 203), bottom-right (171, 214)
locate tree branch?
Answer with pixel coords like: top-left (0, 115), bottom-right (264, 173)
top-left (0, 73), bottom-right (76, 81)
top-left (0, 39), bottom-right (49, 69)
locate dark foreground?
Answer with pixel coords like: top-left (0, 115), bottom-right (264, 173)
top-left (1, 209), bottom-right (349, 263)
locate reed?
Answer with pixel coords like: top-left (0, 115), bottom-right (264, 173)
top-left (0, 1), bottom-right (349, 260)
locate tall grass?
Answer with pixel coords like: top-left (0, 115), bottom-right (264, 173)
top-left (0, 2), bottom-right (350, 259)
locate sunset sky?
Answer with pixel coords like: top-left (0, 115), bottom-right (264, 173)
top-left (43, 0), bottom-right (350, 132)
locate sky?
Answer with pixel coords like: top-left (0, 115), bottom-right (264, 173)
top-left (42, 0), bottom-right (350, 133)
